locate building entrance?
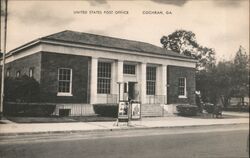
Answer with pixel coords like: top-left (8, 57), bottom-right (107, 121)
top-left (128, 82), bottom-right (138, 101)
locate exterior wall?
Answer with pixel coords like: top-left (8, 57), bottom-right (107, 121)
top-left (4, 53), bottom-right (42, 82)
top-left (41, 43), bottom-right (196, 68)
top-left (167, 65), bottom-right (196, 105)
top-left (3, 42), bottom-right (196, 107)
top-left (40, 52), bottom-right (90, 103)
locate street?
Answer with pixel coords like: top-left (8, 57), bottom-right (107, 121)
top-left (0, 124), bottom-right (249, 158)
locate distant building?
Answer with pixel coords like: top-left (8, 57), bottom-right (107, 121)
top-left (2, 30), bottom-right (196, 116)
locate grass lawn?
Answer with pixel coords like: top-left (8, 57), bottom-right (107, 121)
top-left (6, 115), bottom-right (117, 123)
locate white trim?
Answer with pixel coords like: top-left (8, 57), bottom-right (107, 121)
top-left (3, 42), bottom-right (196, 68)
top-left (41, 40), bottom-right (197, 63)
top-left (178, 95), bottom-right (187, 98)
top-left (8, 40), bottom-right (40, 55)
top-left (2, 44), bottom-right (43, 64)
top-left (6, 39), bottom-right (196, 63)
top-left (90, 57), bottom-right (98, 104)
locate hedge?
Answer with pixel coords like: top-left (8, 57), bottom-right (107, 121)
top-left (176, 104), bottom-right (198, 116)
top-left (203, 103), bottom-right (214, 113)
top-left (3, 102), bottom-right (56, 117)
top-left (4, 76), bottom-right (40, 102)
top-left (223, 106), bottom-right (249, 112)
top-left (93, 104), bottom-right (118, 117)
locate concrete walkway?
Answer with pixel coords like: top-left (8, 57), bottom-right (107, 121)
top-left (222, 111), bottom-right (249, 117)
top-left (0, 113), bottom-right (249, 136)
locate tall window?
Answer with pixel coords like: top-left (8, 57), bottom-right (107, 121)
top-left (146, 66), bottom-right (156, 95)
top-left (16, 71), bottom-right (20, 78)
top-left (29, 68), bottom-right (34, 78)
top-left (123, 64), bottom-right (136, 75)
top-left (97, 62), bottom-right (111, 94)
top-left (58, 68), bottom-right (72, 95)
top-left (178, 77), bottom-right (186, 97)
top-left (6, 68), bottom-right (10, 77)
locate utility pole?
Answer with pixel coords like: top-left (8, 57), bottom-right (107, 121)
top-left (0, 0), bottom-right (8, 119)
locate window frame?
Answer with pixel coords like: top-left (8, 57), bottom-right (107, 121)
top-left (146, 66), bottom-right (156, 95)
top-left (97, 62), bottom-right (112, 94)
top-left (178, 77), bottom-right (187, 98)
top-left (123, 64), bottom-right (136, 75)
top-left (57, 68), bottom-right (73, 96)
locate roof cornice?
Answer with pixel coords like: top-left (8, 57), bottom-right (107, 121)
top-left (5, 38), bottom-right (197, 63)
top-left (40, 39), bottom-right (197, 63)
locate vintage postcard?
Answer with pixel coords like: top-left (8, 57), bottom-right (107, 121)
top-left (0, 0), bottom-right (249, 158)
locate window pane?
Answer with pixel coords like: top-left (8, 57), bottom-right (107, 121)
top-left (178, 78), bottom-right (186, 96)
top-left (146, 66), bottom-right (156, 95)
top-left (97, 62), bottom-right (111, 94)
top-left (123, 64), bottom-right (136, 74)
top-left (58, 68), bottom-right (72, 93)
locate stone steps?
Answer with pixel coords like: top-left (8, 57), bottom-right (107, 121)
top-left (141, 104), bottom-right (163, 117)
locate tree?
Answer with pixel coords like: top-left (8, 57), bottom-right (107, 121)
top-left (161, 30), bottom-right (249, 107)
top-left (213, 61), bottom-right (234, 107)
top-left (231, 46), bottom-right (249, 98)
top-left (161, 30), bottom-right (216, 70)
top-left (196, 46), bottom-right (249, 107)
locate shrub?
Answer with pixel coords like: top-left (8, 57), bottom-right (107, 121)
top-left (4, 75), bottom-right (40, 102)
top-left (203, 103), bottom-right (214, 113)
top-left (3, 102), bottom-right (56, 117)
top-left (93, 104), bottom-right (118, 117)
top-left (176, 104), bottom-right (198, 116)
top-left (224, 106), bottom-right (249, 112)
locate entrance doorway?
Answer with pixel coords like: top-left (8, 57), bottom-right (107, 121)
top-left (128, 82), bottom-right (136, 101)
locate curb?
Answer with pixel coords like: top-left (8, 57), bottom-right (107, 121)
top-left (0, 122), bottom-right (248, 137)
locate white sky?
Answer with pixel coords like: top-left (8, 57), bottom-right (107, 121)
top-left (1, 0), bottom-right (249, 61)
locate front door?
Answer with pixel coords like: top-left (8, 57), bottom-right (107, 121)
top-left (128, 82), bottom-right (135, 101)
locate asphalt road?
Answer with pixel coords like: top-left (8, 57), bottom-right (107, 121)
top-left (0, 124), bottom-right (249, 158)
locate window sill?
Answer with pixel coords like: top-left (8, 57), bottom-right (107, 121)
top-left (57, 93), bottom-right (73, 96)
top-left (178, 95), bottom-right (187, 99)
top-left (123, 74), bottom-right (136, 76)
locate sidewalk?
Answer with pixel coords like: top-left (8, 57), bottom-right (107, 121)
top-left (0, 113), bottom-right (249, 136)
